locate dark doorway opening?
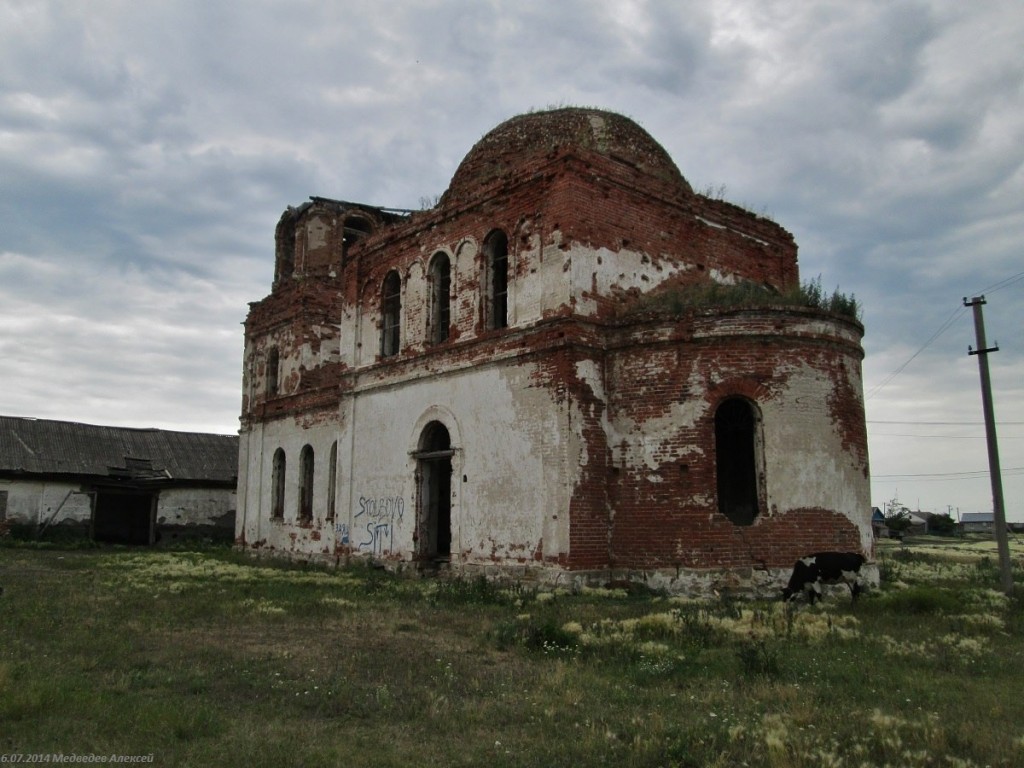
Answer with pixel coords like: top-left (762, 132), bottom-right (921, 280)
top-left (93, 490), bottom-right (156, 544)
top-left (715, 398), bottom-right (760, 526)
top-left (417, 422), bottom-right (453, 565)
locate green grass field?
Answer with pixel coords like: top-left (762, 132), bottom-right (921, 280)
top-left (2, 537), bottom-right (1023, 767)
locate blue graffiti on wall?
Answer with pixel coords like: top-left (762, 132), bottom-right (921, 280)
top-left (334, 522), bottom-right (350, 545)
top-left (354, 496), bottom-right (404, 555)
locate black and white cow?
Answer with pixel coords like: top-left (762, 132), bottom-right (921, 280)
top-left (782, 552), bottom-right (866, 604)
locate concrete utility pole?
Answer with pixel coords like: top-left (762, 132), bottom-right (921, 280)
top-left (964, 296), bottom-right (1013, 595)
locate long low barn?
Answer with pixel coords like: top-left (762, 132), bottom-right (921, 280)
top-left (0, 416), bottom-right (238, 544)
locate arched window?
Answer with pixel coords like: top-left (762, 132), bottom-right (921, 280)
top-left (275, 214), bottom-right (296, 285)
top-left (715, 398), bottom-right (761, 526)
top-left (483, 230), bottom-right (508, 330)
top-left (271, 448), bottom-right (286, 518)
top-left (381, 270), bottom-right (401, 357)
top-left (298, 445), bottom-right (314, 521)
top-left (266, 347), bottom-right (279, 397)
top-left (326, 441), bottom-right (338, 521)
top-left (430, 252), bottom-right (451, 344)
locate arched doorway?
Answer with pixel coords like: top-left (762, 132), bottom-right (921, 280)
top-left (415, 421), bottom-right (453, 565)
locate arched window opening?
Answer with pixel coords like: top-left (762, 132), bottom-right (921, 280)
top-left (275, 216), bottom-right (296, 284)
top-left (715, 398), bottom-right (761, 526)
top-left (416, 421), bottom-right (453, 564)
top-left (266, 347), bottom-right (280, 397)
top-left (484, 230), bottom-right (508, 330)
top-left (326, 441), bottom-right (338, 521)
top-left (298, 445), bottom-right (314, 521)
top-left (430, 252), bottom-right (451, 344)
top-left (381, 270), bottom-right (401, 357)
top-left (271, 448), bottom-right (286, 519)
top-left (342, 216), bottom-right (373, 258)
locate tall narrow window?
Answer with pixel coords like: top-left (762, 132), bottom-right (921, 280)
top-left (271, 448), bottom-right (286, 518)
top-left (326, 441), bottom-right (338, 521)
top-left (298, 445), bottom-right (314, 521)
top-left (484, 230), bottom-right (508, 330)
top-left (715, 398), bottom-right (761, 526)
top-left (266, 347), bottom-right (280, 396)
top-left (430, 252), bottom-right (451, 344)
top-left (275, 214), bottom-right (296, 285)
top-left (381, 270), bottom-right (401, 357)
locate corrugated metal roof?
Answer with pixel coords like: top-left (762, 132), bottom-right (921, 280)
top-left (960, 512), bottom-right (994, 524)
top-left (0, 416), bottom-right (237, 483)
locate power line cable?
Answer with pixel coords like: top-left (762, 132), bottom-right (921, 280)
top-left (873, 466), bottom-right (1024, 480)
top-left (977, 270), bottom-right (1024, 295)
top-left (867, 420), bottom-right (1024, 425)
top-left (866, 270), bottom-right (1023, 400)
top-left (865, 304), bottom-right (966, 399)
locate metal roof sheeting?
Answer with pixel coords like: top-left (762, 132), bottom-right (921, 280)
top-left (0, 416), bottom-right (238, 483)
top-left (960, 512), bottom-right (995, 524)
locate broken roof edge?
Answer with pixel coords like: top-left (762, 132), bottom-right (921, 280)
top-left (0, 414), bottom-right (237, 439)
top-left (307, 196), bottom-right (416, 218)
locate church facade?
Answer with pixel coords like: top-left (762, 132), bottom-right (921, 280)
top-left (235, 108), bottom-right (871, 595)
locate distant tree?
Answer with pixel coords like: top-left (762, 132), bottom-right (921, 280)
top-left (886, 513), bottom-right (912, 535)
top-left (928, 513), bottom-right (957, 537)
top-left (884, 497), bottom-right (912, 535)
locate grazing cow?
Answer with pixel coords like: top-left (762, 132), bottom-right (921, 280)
top-left (782, 552), bottom-right (866, 604)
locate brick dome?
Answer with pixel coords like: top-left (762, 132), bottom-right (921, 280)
top-left (441, 108), bottom-right (692, 204)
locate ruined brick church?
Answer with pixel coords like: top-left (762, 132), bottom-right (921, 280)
top-left (236, 108), bottom-right (872, 594)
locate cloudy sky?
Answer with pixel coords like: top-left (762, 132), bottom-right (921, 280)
top-left (2, 0), bottom-right (1022, 520)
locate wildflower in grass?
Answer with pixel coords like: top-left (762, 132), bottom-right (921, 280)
top-left (953, 612), bottom-right (1005, 632)
top-left (869, 709), bottom-right (906, 730)
top-left (637, 641), bottom-right (670, 657)
top-left (965, 588), bottom-right (1010, 611)
top-left (666, 595), bottom-right (705, 606)
top-left (761, 713), bottom-right (789, 755)
top-left (241, 598), bottom-right (286, 616)
top-left (320, 596), bottom-right (356, 609)
top-left (635, 612), bottom-right (679, 637)
top-left (579, 585), bottom-right (628, 599)
top-left (535, 592), bottom-right (555, 603)
top-left (940, 633), bottom-right (989, 658)
top-left (561, 621), bottom-right (584, 636)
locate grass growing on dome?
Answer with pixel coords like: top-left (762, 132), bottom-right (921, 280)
top-left (622, 275), bottom-right (861, 321)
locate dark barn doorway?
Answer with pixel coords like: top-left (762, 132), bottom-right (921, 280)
top-left (92, 490), bottom-right (156, 544)
top-left (416, 422), bottom-right (453, 566)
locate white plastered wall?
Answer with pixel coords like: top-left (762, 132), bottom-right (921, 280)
top-left (759, 360), bottom-right (873, 552)
top-left (341, 360), bottom-right (577, 565)
top-left (0, 479), bottom-right (92, 527)
top-left (240, 357), bottom-right (582, 565)
top-left (237, 418), bottom-right (341, 554)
